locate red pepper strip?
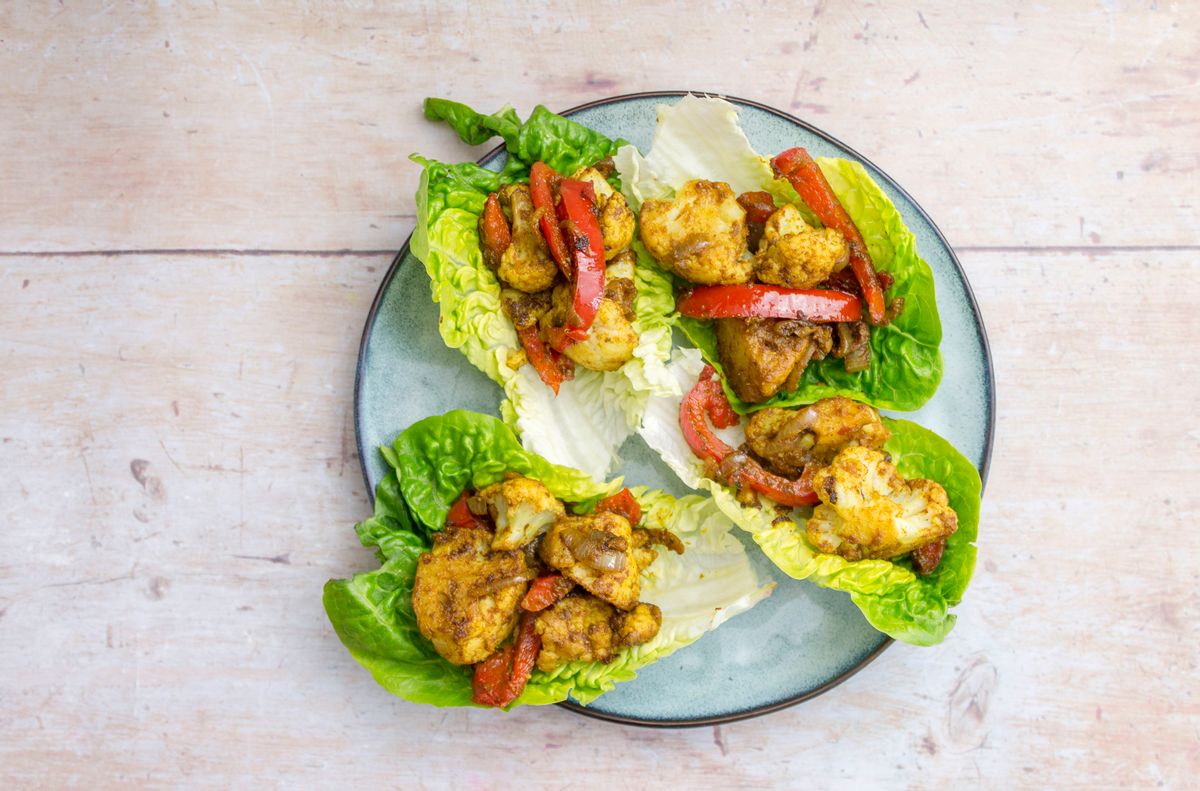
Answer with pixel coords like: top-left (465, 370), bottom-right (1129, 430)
top-left (679, 367), bottom-right (818, 507)
top-left (725, 458), bottom-right (818, 508)
top-left (736, 191), bottom-right (777, 224)
top-left (447, 491), bottom-right (489, 530)
top-left (471, 611), bottom-right (541, 708)
top-left (517, 324), bottom-right (573, 395)
top-left (679, 366), bottom-right (737, 464)
top-left (771, 147), bottom-right (886, 325)
top-left (479, 192), bottom-right (512, 262)
top-left (549, 179), bottom-right (606, 350)
top-left (521, 574), bottom-right (574, 612)
top-left (677, 285), bottom-right (861, 322)
top-left (911, 539), bottom-right (945, 576)
top-left (595, 488), bottom-right (643, 526)
top-left (529, 162), bottom-right (572, 278)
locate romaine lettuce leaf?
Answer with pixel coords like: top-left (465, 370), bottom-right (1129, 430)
top-left (411, 101), bottom-right (678, 479)
top-left (616, 95), bottom-right (943, 413)
top-left (324, 410), bottom-right (773, 708)
top-left (639, 350), bottom-right (979, 646)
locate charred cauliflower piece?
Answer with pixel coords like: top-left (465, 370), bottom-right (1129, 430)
top-left (499, 287), bottom-right (553, 330)
top-left (638, 180), bottom-right (753, 285)
top-left (615, 602), bottom-right (662, 647)
top-left (411, 527), bottom-right (534, 665)
top-left (542, 284), bottom-right (638, 372)
top-left (539, 512), bottom-right (643, 610)
top-left (603, 249), bottom-right (638, 322)
top-left (753, 204), bottom-right (850, 288)
top-left (806, 446), bottom-right (958, 562)
top-left (534, 594), bottom-right (618, 671)
top-left (476, 476), bottom-right (565, 551)
top-left (495, 184), bottom-right (559, 293)
top-left (573, 166), bottom-right (635, 258)
top-left (534, 595), bottom-right (663, 672)
top-left (745, 398), bottom-right (891, 477)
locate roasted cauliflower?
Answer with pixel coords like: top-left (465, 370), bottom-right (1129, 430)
top-left (745, 397), bottom-right (892, 478)
top-left (476, 475), bottom-right (565, 551)
top-left (534, 595), bottom-right (662, 672)
top-left (638, 179), bottom-right (753, 285)
top-left (805, 446), bottom-right (958, 561)
top-left (539, 511), bottom-right (644, 610)
top-left (499, 287), bottom-right (552, 330)
top-left (542, 284), bottom-right (638, 372)
top-left (573, 166), bottom-right (635, 258)
top-left (495, 184), bottom-right (559, 293)
top-left (753, 204), bottom-right (849, 289)
top-left (411, 527), bottom-right (534, 665)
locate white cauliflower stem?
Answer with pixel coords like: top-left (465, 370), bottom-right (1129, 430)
top-left (806, 446), bottom-right (957, 561)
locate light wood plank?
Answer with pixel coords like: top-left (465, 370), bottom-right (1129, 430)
top-left (1, 2), bottom-right (1197, 252)
top-left (1, 251), bottom-right (1196, 788)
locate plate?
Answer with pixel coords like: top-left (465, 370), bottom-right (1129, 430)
top-left (354, 92), bottom-right (995, 726)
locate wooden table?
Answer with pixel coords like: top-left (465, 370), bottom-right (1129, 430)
top-left (3, 3), bottom-right (1197, 787)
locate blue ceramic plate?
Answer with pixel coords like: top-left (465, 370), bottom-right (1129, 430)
top-left (355, 92), bottom-right (994, 727)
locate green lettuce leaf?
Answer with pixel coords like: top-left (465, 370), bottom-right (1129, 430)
top-left (411, 101), bottom-right (678, 479)
top-left (324, 410), bottom-right (773, 708)
top-left (616, 95), bottom-right (943, 413)
top-left (639, 350), bottom-right (979, 646)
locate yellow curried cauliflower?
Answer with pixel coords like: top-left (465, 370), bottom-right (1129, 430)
top-left (573, 166), bottom-right (635, 259)
top-left (539, 511), bottom-right (644, 610)
top-left (753, 204), bottom-right (850, 289)
top-left (476, 475), bottom-right (565, 551)
top-left (541, 284), bottom-right (638, 373)
top-left (806, 446), bottom-right (958, 562)
top-left (495, 184), bottom-right (559, 293)
top-left (638, 179), bottom-right (753, 285)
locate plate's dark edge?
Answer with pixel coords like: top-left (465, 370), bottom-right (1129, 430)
top-left (351, 89), bottom-right (996, 730)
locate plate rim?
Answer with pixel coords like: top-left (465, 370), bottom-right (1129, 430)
top-left (352, 90), bottom-right (996, 728)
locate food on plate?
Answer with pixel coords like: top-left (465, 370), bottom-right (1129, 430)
top-left (409, 99), bottom-right (679, 480)
top-left (639, 349), bottom-right (981, 646)
top-left (324, 410), bottom-right (773, 709)
top-left (614, 95), bottom-right (944, 414)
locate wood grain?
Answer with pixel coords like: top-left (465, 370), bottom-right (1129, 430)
top-left (2, 1), bottom-right (1198, 788)
top-left (1, 2), bottom-right (1197, 252)
top-left (2, 251), bottom-right (1196, 789)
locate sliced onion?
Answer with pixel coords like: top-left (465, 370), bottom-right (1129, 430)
top-left (561, 526), bottom-right (627, 571)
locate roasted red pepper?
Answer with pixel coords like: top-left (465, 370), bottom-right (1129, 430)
top-left (679, 366), bottom-right (818, 507)
top-left (471, 611), bottom-right (541, 708)
top-left (447, 491), bottom-right (489, 530)
top-left (479, 192), bottom-right (512, 270)
top-left (521, 574), bottom-right (575, 612)
top-left (548, 178), bottom-right (607, 350)
top-left (517, 324), bottom-right (573, 395)
top-left (529, 162), bottom-right (572, 278)
top-left (679, 365), bottom-right (737, 463)
top-left (595, 487), bottom-right (643, 526)
top-left (771, 147), bottom-right (886, 325)
top-left (677, 284), bottom-right (862, 322)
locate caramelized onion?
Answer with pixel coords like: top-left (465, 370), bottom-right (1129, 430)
top-left (561, 526), bottom-right (627, 571)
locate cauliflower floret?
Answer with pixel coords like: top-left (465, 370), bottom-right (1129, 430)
top-left (753, 204), bottom-right (849, 289)
top-left (495, 184), bottom-right (559, 293)
top-left (477, 476), bottom-right (565, 551)
top-left (541, 284), bottom-right (638, 372)
top-left (806, 446), bottom-right (958, 561)
top-left (574, 166), bottom-right (635, 258)
top-left (638, 179), bottom-right (753, 285)
top-left (539, 512), bottom-right (644, 610)
top-left (411, 527), bottom-right (533, 665)
top-left (533, 595), bottom-right (662, 672)
top-left (745, 397), bottom-right (892, 478)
